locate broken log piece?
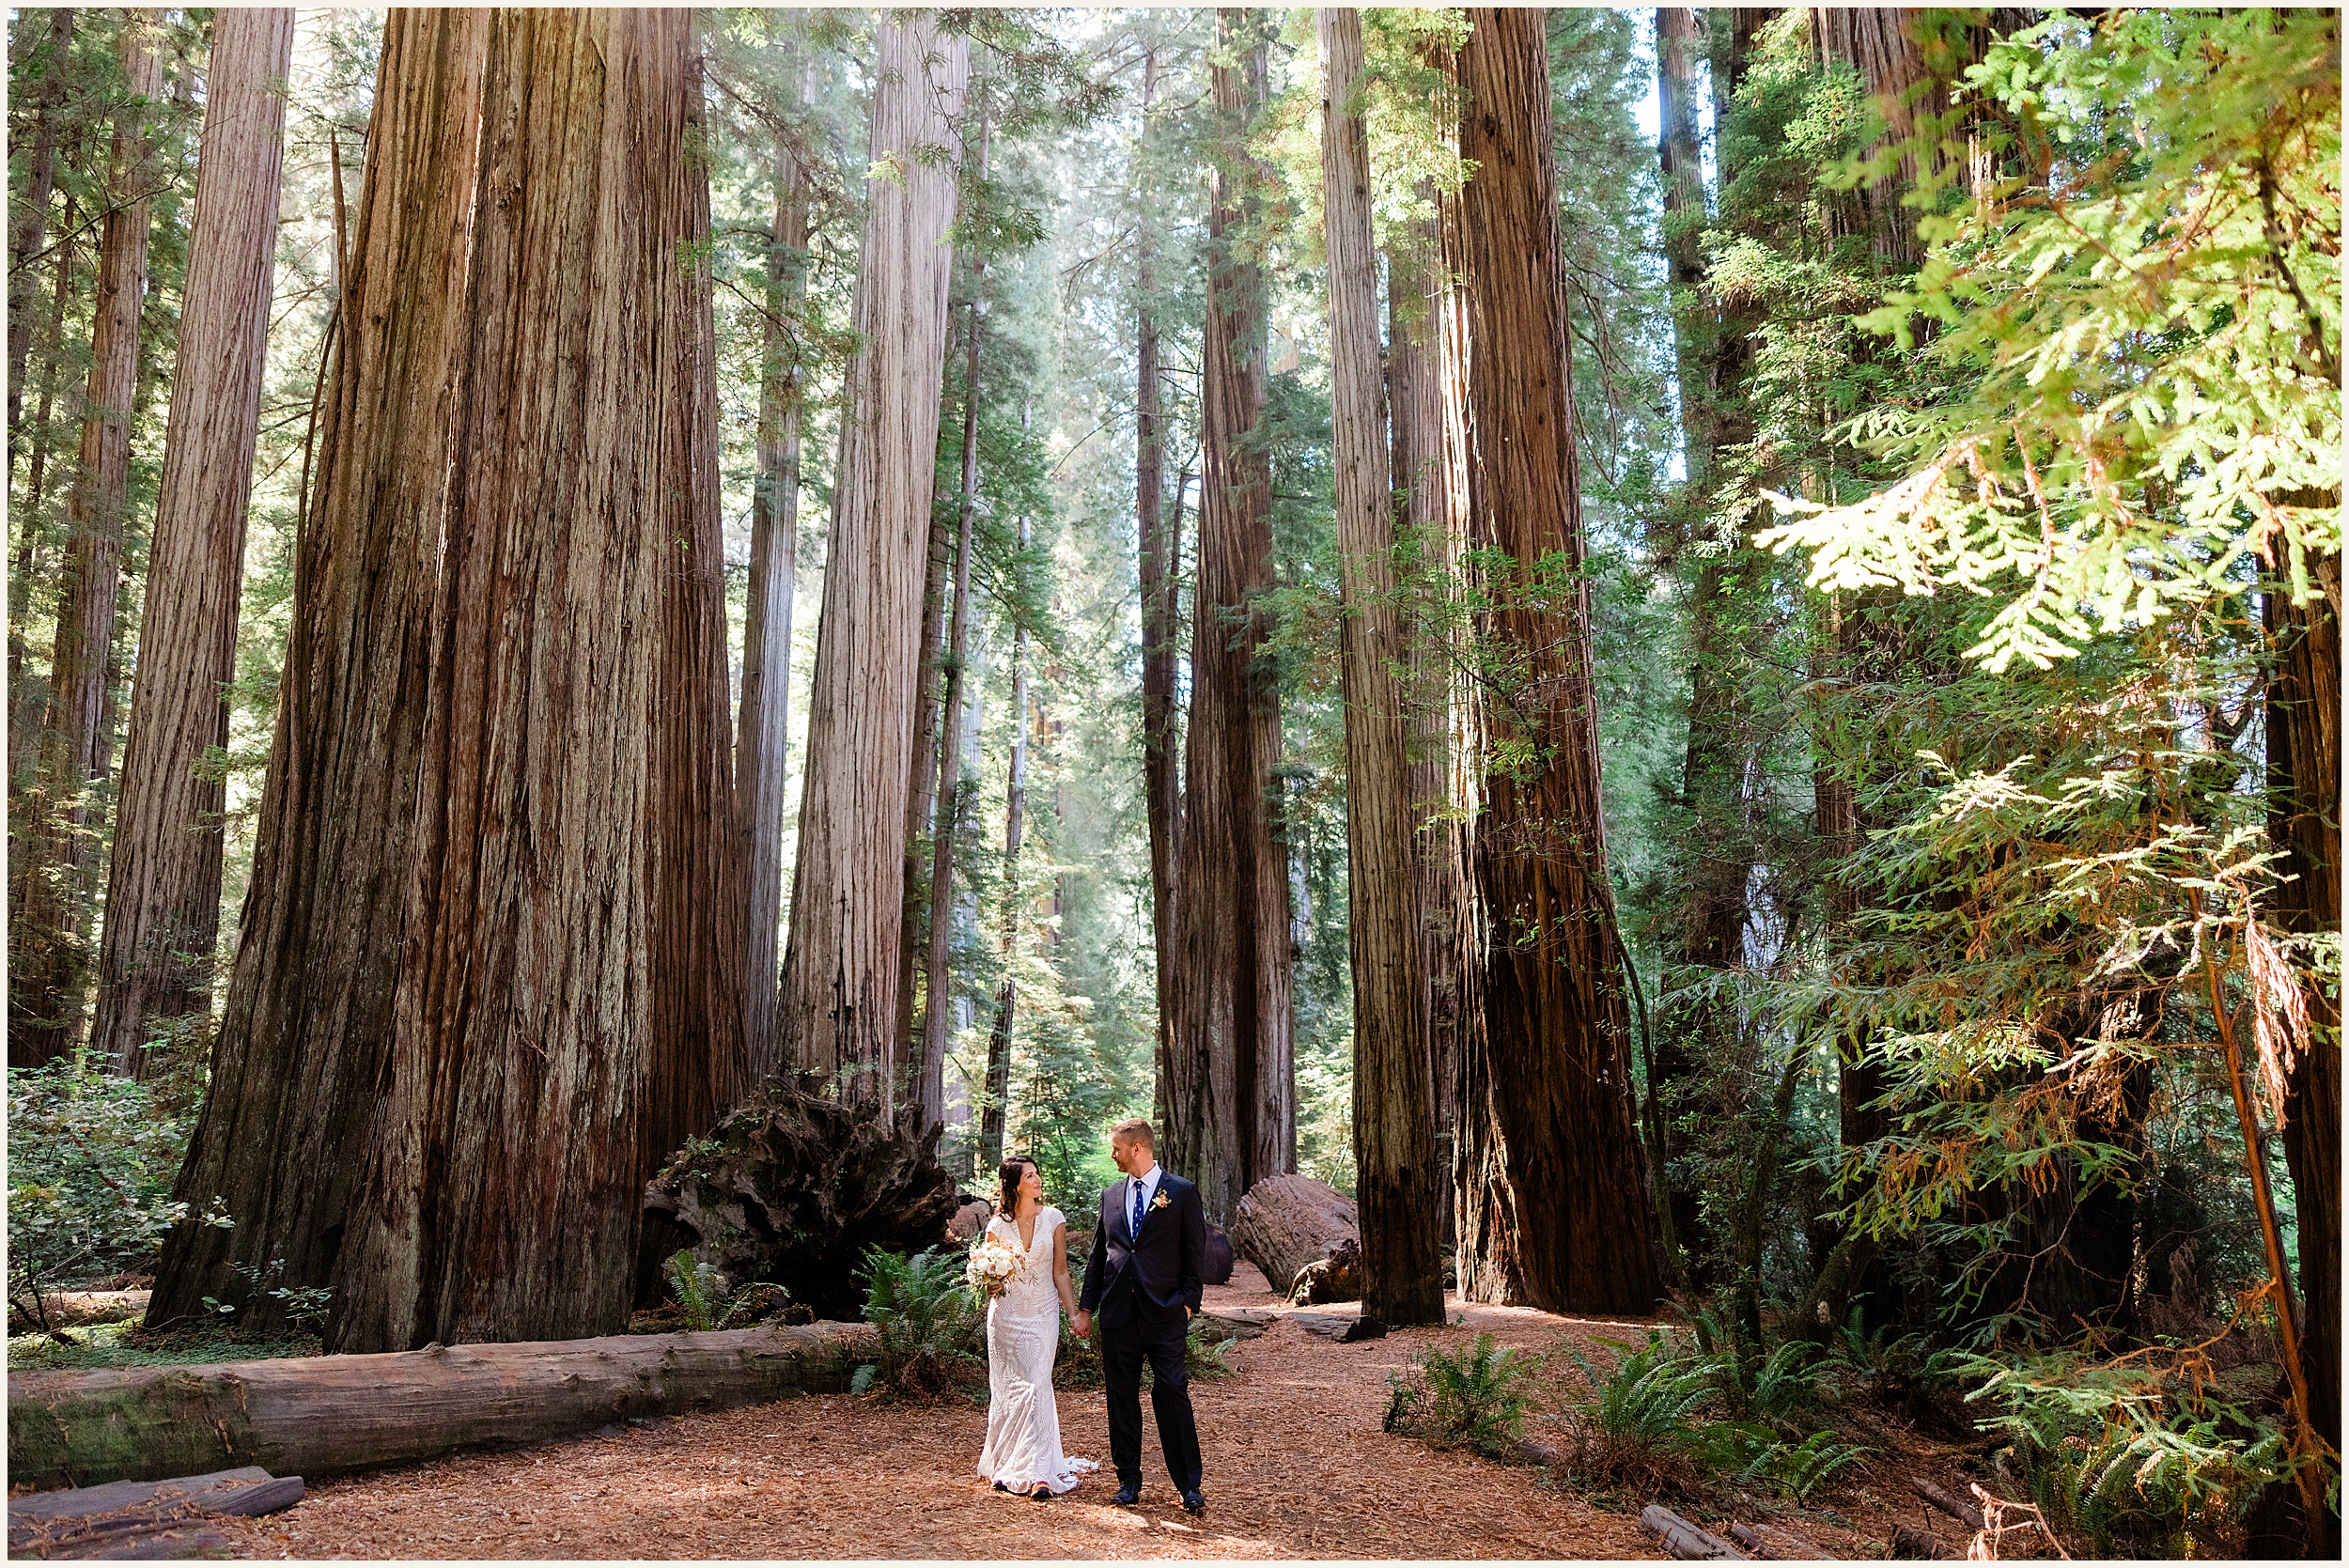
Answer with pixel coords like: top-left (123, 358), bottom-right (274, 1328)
top-left (1509, 1440), bottom-right (1559, 1467)
top-left (40, 1523), bottom-right (240, 1560)
top-left (1229, 1174), bottom-right (1359, 1296)
top-left (1890, 1522), bottom-right (1953, 1560)
top-left (1641, 1504), bottom-right (1750, 1560)
top-left (1908, 1477), bottom-right (1985, 1531)
top-left (1289, 1237), bottom-right (1364, 1305)
top-left (8, 1289), bottom-right (152, 1336)
top-left (1194, 1307), bottom-right (1274, 1341)
top-left (1728, 1521), bottom-right (1837, 1560)
top-left (8, 1320), bottom-right (877, 1491)
top-left (8, 1467), bottom-right (302, 1559)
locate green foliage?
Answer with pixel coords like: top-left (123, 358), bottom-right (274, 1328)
top-left (202, 1256), bottom-right (332, 1334)
top-left (8, 1318), bottom-right (320, 1372)
top-left (662, 1250), bottom-right (789, 1333)
top-left (853, 1246), bottom-right (987, 1401)
top-left (1958, 1345), bottom-right (2309, 1557)
top-left (1563, 1328), bottom-right (1873, 1507)
top-left (1383, 1332), bottom-right (1541, 1460)
top-left (6, 1063), bottom-right (219, 1336)
top-left (1759, 9), bottom-right (2341, 671)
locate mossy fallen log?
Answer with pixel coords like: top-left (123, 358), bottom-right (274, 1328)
top-left (8, 1320), bottom-right (876, 1491)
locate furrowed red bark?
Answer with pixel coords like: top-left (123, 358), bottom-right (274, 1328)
top-left (1170, 7), bottom-right (1294, 1222)
top-left (2267, 549), bottom-right (2341, 1487)
top-left (979, 523), bottom-right (1031, 1174)
top-left (737, 66), bottom-right (814, 1088)
top-left (1321, 8), bottom-right (1440, 1328)
top-left (10, 14), bottom-right (163, 1070)
top-left (328, 7), bottom-right (745, 1352)
top-left (918, 98), bottom-right (990, 1132)
top-left (150, 7), bottom-right (494, 1332)
top-left (776, 15), bottom-right (969, 1109)
top-left (1451, 8), bottom-right (1663, 1315)
top-left (93, 8), bottom-right (294, 1078)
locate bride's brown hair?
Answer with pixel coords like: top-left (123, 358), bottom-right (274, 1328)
top-left (997, 1155), bottom-right (1038, 1219)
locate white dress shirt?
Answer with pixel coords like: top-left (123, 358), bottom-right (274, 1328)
top-left (1128, 1162), bottom-right (1164, 1226)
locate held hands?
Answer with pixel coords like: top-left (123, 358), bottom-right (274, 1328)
top-left (1072, 1310), bottom-right (1092, 1341)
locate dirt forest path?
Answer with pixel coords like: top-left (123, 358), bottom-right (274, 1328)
top-left (210, 1277), bottom-right (1683, 1560)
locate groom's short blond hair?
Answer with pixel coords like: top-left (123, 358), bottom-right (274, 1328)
top-left (1110, 1117), bottom-right (1154, 1152)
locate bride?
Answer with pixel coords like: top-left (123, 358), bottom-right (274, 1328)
top-left (976, 1157), bottom-right (1098, 1500)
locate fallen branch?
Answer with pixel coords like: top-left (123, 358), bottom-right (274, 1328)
top-left (8, 1466), bottom-right (303, 1558)
top-left (1910, 1476), bottom-right (1985, 1531)
top-left (1890, 1522), bottom-right (1954, 1560)
top-left (1641, 1504), bottom-right (1750, 1560)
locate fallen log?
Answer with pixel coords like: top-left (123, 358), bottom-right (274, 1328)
top-left (1229, 1174), bottom-right (1358, 1299)
top-left (8, 1290), bottom-right (152, 1337)
top-left (1890, 1521), bottom-right (1954, 1560)
top-left (1641, 1504), bottom-right (1750, 1560)
top-left (1909, 1476), bottom-right (1985, 1531)
top-left (8, 1320), bottom-right (875, 1491)
top-left (1728, 1521), bottom-right (1837, 1560)
top-left (1288, 1237), bottom-right (1364, 1305)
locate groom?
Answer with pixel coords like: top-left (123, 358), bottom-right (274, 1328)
top-left (1073, 1116), bottom-right (1206, 1514)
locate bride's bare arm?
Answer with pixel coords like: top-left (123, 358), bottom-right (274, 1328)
top-left (1051, 1220), bottom-right (1078, 1317)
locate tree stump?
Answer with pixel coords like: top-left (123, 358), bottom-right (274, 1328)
top-left (946, 1196), bottom-right (992, 1244)
top-left (1230, 1174), bottom-right (1359, 1298)
top-left (643, 1084), bottom-right (960, 1321)
top-left (1288, 1237), bottom-right (1363, 1304)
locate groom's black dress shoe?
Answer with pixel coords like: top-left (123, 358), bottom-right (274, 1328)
top-left (1110, 1483), bottom-right (1141, 1507)
top-left (1182, 1490), bottom-right (1206, 1515)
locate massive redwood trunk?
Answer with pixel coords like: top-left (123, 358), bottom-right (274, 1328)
top-left (979, 534), bottom-right (1030, 1175)
top-left (327, 8), bottom-right (743, 1352)
top-left (1168, 7), bottom-right (1294, 1223)
top-left (92, 8), bottom-right (294, 1078)
top-left (10, 15), bottom-right (163, 1070)
top-left (2268, 551), bottom-right (2341, 1482)
top-left (150, 8), bottom-right (492, 1333)
top-left (775, 15), bottom-right (969, 1109)
top-left (1320, 8), bottom-right (1440, 1327)
top-left (1451, 8), bottom-right (1662, 1315)
top-left (737, 72), bottom-right (813, 1087)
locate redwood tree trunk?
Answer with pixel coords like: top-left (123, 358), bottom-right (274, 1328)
top-left (1451, 8), bottom-right (1662, 1315)
top-left (1137, 44), bottom-right (1187, 1169)
top-left (2267, 550), bottom-right (2341, 1479)
top-left (737, 76), bottom-right (813, 1087)
top-left (1656, 7), bottom-right (1708, 474)
top-left (92, 8), bottom-right (294, 1078)
top-left (918, 103), bottom-right (989, 1131)
top-left (151, 7), bottom-right (495, 1332)
top-left (8, 7), bottom-right (75, 458)
top-left (11, 15), bottom-right (163, 1069)
top-left (1321, 7), bottom-right (1439, 1328)
top-left (328, 7), bottom-right (744, 1352)
top-left (1169, 7), bottom-right (1294, 1222)
top-left (776, 16), bottom-right (969, 1109)
top-left (979, 541), bottom-right (1030, 1175)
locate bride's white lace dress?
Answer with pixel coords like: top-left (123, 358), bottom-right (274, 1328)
top-left (975, 1207), bottom-right (1097, 1496)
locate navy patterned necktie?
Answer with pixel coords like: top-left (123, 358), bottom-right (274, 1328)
top-left (1130, 1177), bottom-right (1146, 1236)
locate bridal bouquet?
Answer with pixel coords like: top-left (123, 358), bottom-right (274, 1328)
top-left (965, 1234), bottom-right (1022, 1300)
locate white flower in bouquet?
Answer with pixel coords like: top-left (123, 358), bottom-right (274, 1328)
top-left (965, 1234), bottom-right (1022, 1300)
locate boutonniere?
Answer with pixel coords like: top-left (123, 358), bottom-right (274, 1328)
top-left (1151, 1193), bottom-right (1171, 1211)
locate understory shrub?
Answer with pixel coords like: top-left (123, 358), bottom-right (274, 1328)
top-left (1383, 1331), bottom-right (1541, 1459)
top-left (1960, 1346), bottom-right (2306, 1558)
top-left (6, 1063), bottom-right (216, 1339)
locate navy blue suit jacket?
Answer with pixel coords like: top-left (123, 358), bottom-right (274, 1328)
top-left (1079, 1168), bottom-right (1206, 1319)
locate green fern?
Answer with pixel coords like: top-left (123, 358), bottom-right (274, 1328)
top-left (855, 1246), bottom-right (987, 1401)
top-left (1739, 1430), bottom-right (1870, 1503)
top-left (1383, 1331), bottom-right (1540, 1459)
top-left (662, 1250), bottom-right (788, 1333)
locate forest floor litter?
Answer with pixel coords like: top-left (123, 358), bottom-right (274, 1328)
top-left (198, 1274), bottom-right (2011, 1560)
